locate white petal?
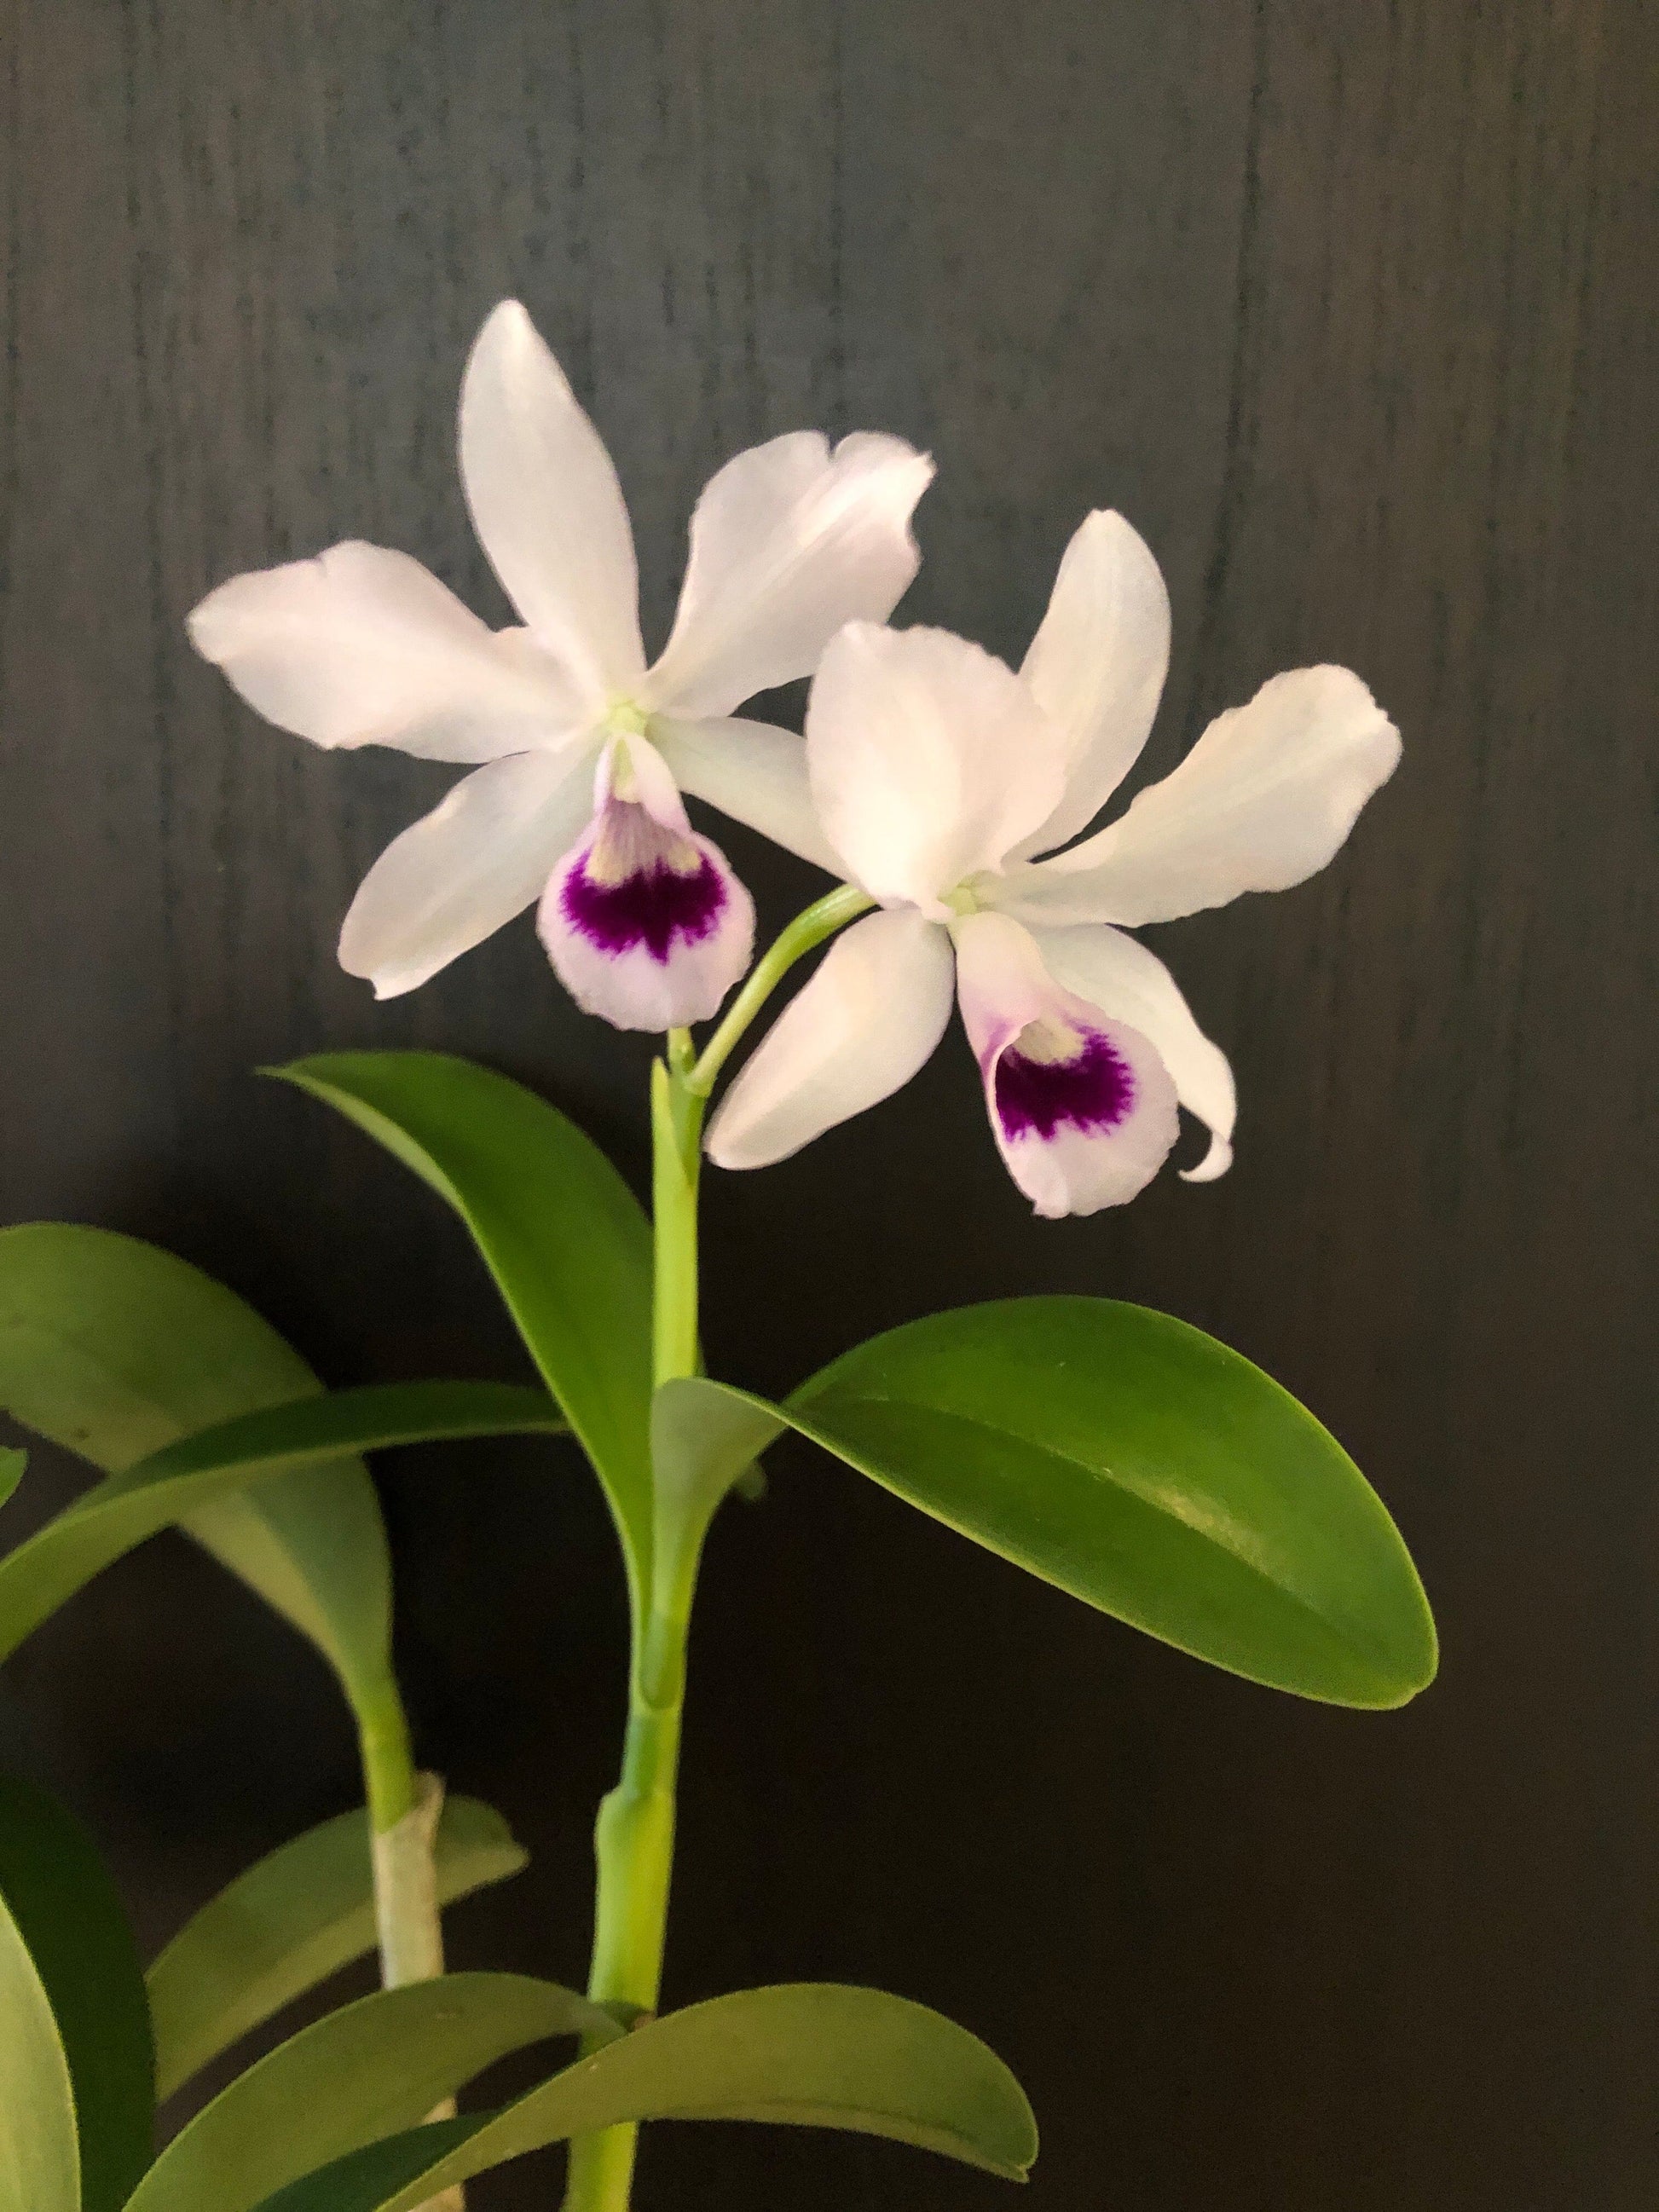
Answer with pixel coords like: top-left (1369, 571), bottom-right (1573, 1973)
top-left (1011, 666), bottom-right (1402, 927)
top-left (643, 430), bottom-right (934, 720)
top-left (1029, 922), bottom-right (1234, 1181)
top-left (188, 543), bottom-right (587, 761)
top-left (338, 746), bottom-right (597, 998)
top-left (650, 714), bottom-right (842, 874)
top-left (459, 301), bottom-right (645, 704)
top-left (806, 623), bottom-right (1069, 910)
top-left (1014, 510), bottom-right (1171, 857)
top-left (537, 741), bottom-right (754, 1032)
top-left (706, 907), bottom-right (954, 1170)
top-left (953, 911), bottom-right (1179, 1218)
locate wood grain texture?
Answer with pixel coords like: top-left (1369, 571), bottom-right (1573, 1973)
top-left (2, 3), bottom-right (1656, 2206)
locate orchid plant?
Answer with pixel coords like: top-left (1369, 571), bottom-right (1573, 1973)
top-left (0, 302), bottom-right (1435, 2212)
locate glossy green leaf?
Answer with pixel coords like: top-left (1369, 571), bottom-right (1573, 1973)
top-left (250, 2123), bottom-right (484, 2212)
top-left (649, 1379), bottom-right (779, 1603)
top-left (247, 1981), bottom-right (1036, 2211)
top-left (149, 1793), bottom-right (531, 2100)
top-left (0, 1224), bottom-right (393, 1710)
top-left (276, 1054), bottom-right (655, 1588)
top-left (801, 1297), bottom-right (1436, 1705)
top-left (0, 1374), bottom-right (564, 1676)
top-left (685, 1299), bottom-right (1435, 1707)
top-left (0, 1453), bottom-right (22, 1511)
top-left (0, 1776), bottom-right (153, 2212)
top-left (128, 1972), bottom-right (612, 2212)
top-left (135, 1382), bottom-right (566, 1493)
top-left (0, 1853), bottom-right (77, 2212)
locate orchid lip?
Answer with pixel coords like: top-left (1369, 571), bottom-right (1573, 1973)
top-left (559, 806), bottom-right (730, 966)
top-left (993, 1019), bottom-right (1136, 1142)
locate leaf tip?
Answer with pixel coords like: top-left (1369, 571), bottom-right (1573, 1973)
top-left (1350, 1604), bottom-right (1438, 1711)
top-left (1374, 1558), bottom-right (1440, 1707)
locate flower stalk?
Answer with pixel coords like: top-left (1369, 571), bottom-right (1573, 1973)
top-left (563, 1038), bottom-right (707, 2212)
top-left (650, 1046), bottom-right (704, 1385)
top-left (565, 899), bottom-right (870, 2212)
top-left (687, 884), bottom-right (872, 1097)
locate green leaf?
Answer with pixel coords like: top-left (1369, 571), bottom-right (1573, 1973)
top-left (648, 1380), bottom-right (779, 1618)
top-left (0, 1453), bottom-right (22, 1511)
top-left (148, 1793), bottom-right (531, 2101)
top-left (760, 1297), bottom-right (1435, 1708)
top-left (0, 1377), bottom-right (564, 1674)
top-left (250, 2123), bottom-right (487, 2212)
top-left (0, 1224), bottom-right (394, 1711)
top-left (673, 1299), bottom-right (1436, 1708)
top-left (0, 1775), bottom-right (153, 2212)
top-left (248, 1982), bottom-right (1037, 2212)
top-left (127, 1972), bottom-right (613, 2212)
top-left (275, 1054), bottom-right (655, 1589)
top-left (0, 1850), bottom-right (77, 2212)
top-left (120, 1383), bottom-right (567, 1498)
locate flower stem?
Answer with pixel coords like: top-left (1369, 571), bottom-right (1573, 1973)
top-left (686, 883), bottom-right (872, 1098)
top-left (565, 886), bottom-right (870, 2212)
top-left (650, 1048), bottom-right (704, 1385)
top-left (563, 1044), bottom-right (707, 2212)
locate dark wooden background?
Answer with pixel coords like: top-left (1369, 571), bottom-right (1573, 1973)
top-left (3, 3), bottom-right (1656, 2206)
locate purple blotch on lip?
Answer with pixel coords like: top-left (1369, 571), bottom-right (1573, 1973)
top-left (995, 1029), bottom-right (1136, 1141)
top-left (560, 842), bottom-right (727, 965)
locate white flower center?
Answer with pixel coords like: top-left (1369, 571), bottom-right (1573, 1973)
top-left (604, 697), bottom-right (650, 740)
top-left (604, 722), bottom-right (652, 804)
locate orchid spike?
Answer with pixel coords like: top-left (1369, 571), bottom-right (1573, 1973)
top-left (188, 301), bottom-right (933, 1030)
top-left (706, 511), bottom-right (1401, 1216)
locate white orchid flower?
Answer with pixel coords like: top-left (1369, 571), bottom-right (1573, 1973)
top-left (706, 511), bottom-right (1401, 1217)
top-left (188, 300), bottom-right (933, 1029)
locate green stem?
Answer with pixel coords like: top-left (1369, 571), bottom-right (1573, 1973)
top-left (565, 891), bottom-right (870, 2212)
top-left (650, 1047), bottom-right (704, 1387)
top-left (686, 883), bottom-right (872, 1098)
top-left (356, 1679), bottom-right (467, 2209)
top-left (355, 1678), bottom-right (419, 1837)
top-left (564, 1047), bottom-right (707, 2212)
top-left (356, 1678), bottom-right (451, 1991)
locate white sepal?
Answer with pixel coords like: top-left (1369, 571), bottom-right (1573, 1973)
top-left (1019, 665), bottom-right (1402, 927)
top-left (1014, 510), bottom-right (1171, 857)
top-left (187, 542), bottom-right (587, 761)
top-left (459, 300), bottom-right (645, 705)
top-left (339, 745), bottom-right (598, 998)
